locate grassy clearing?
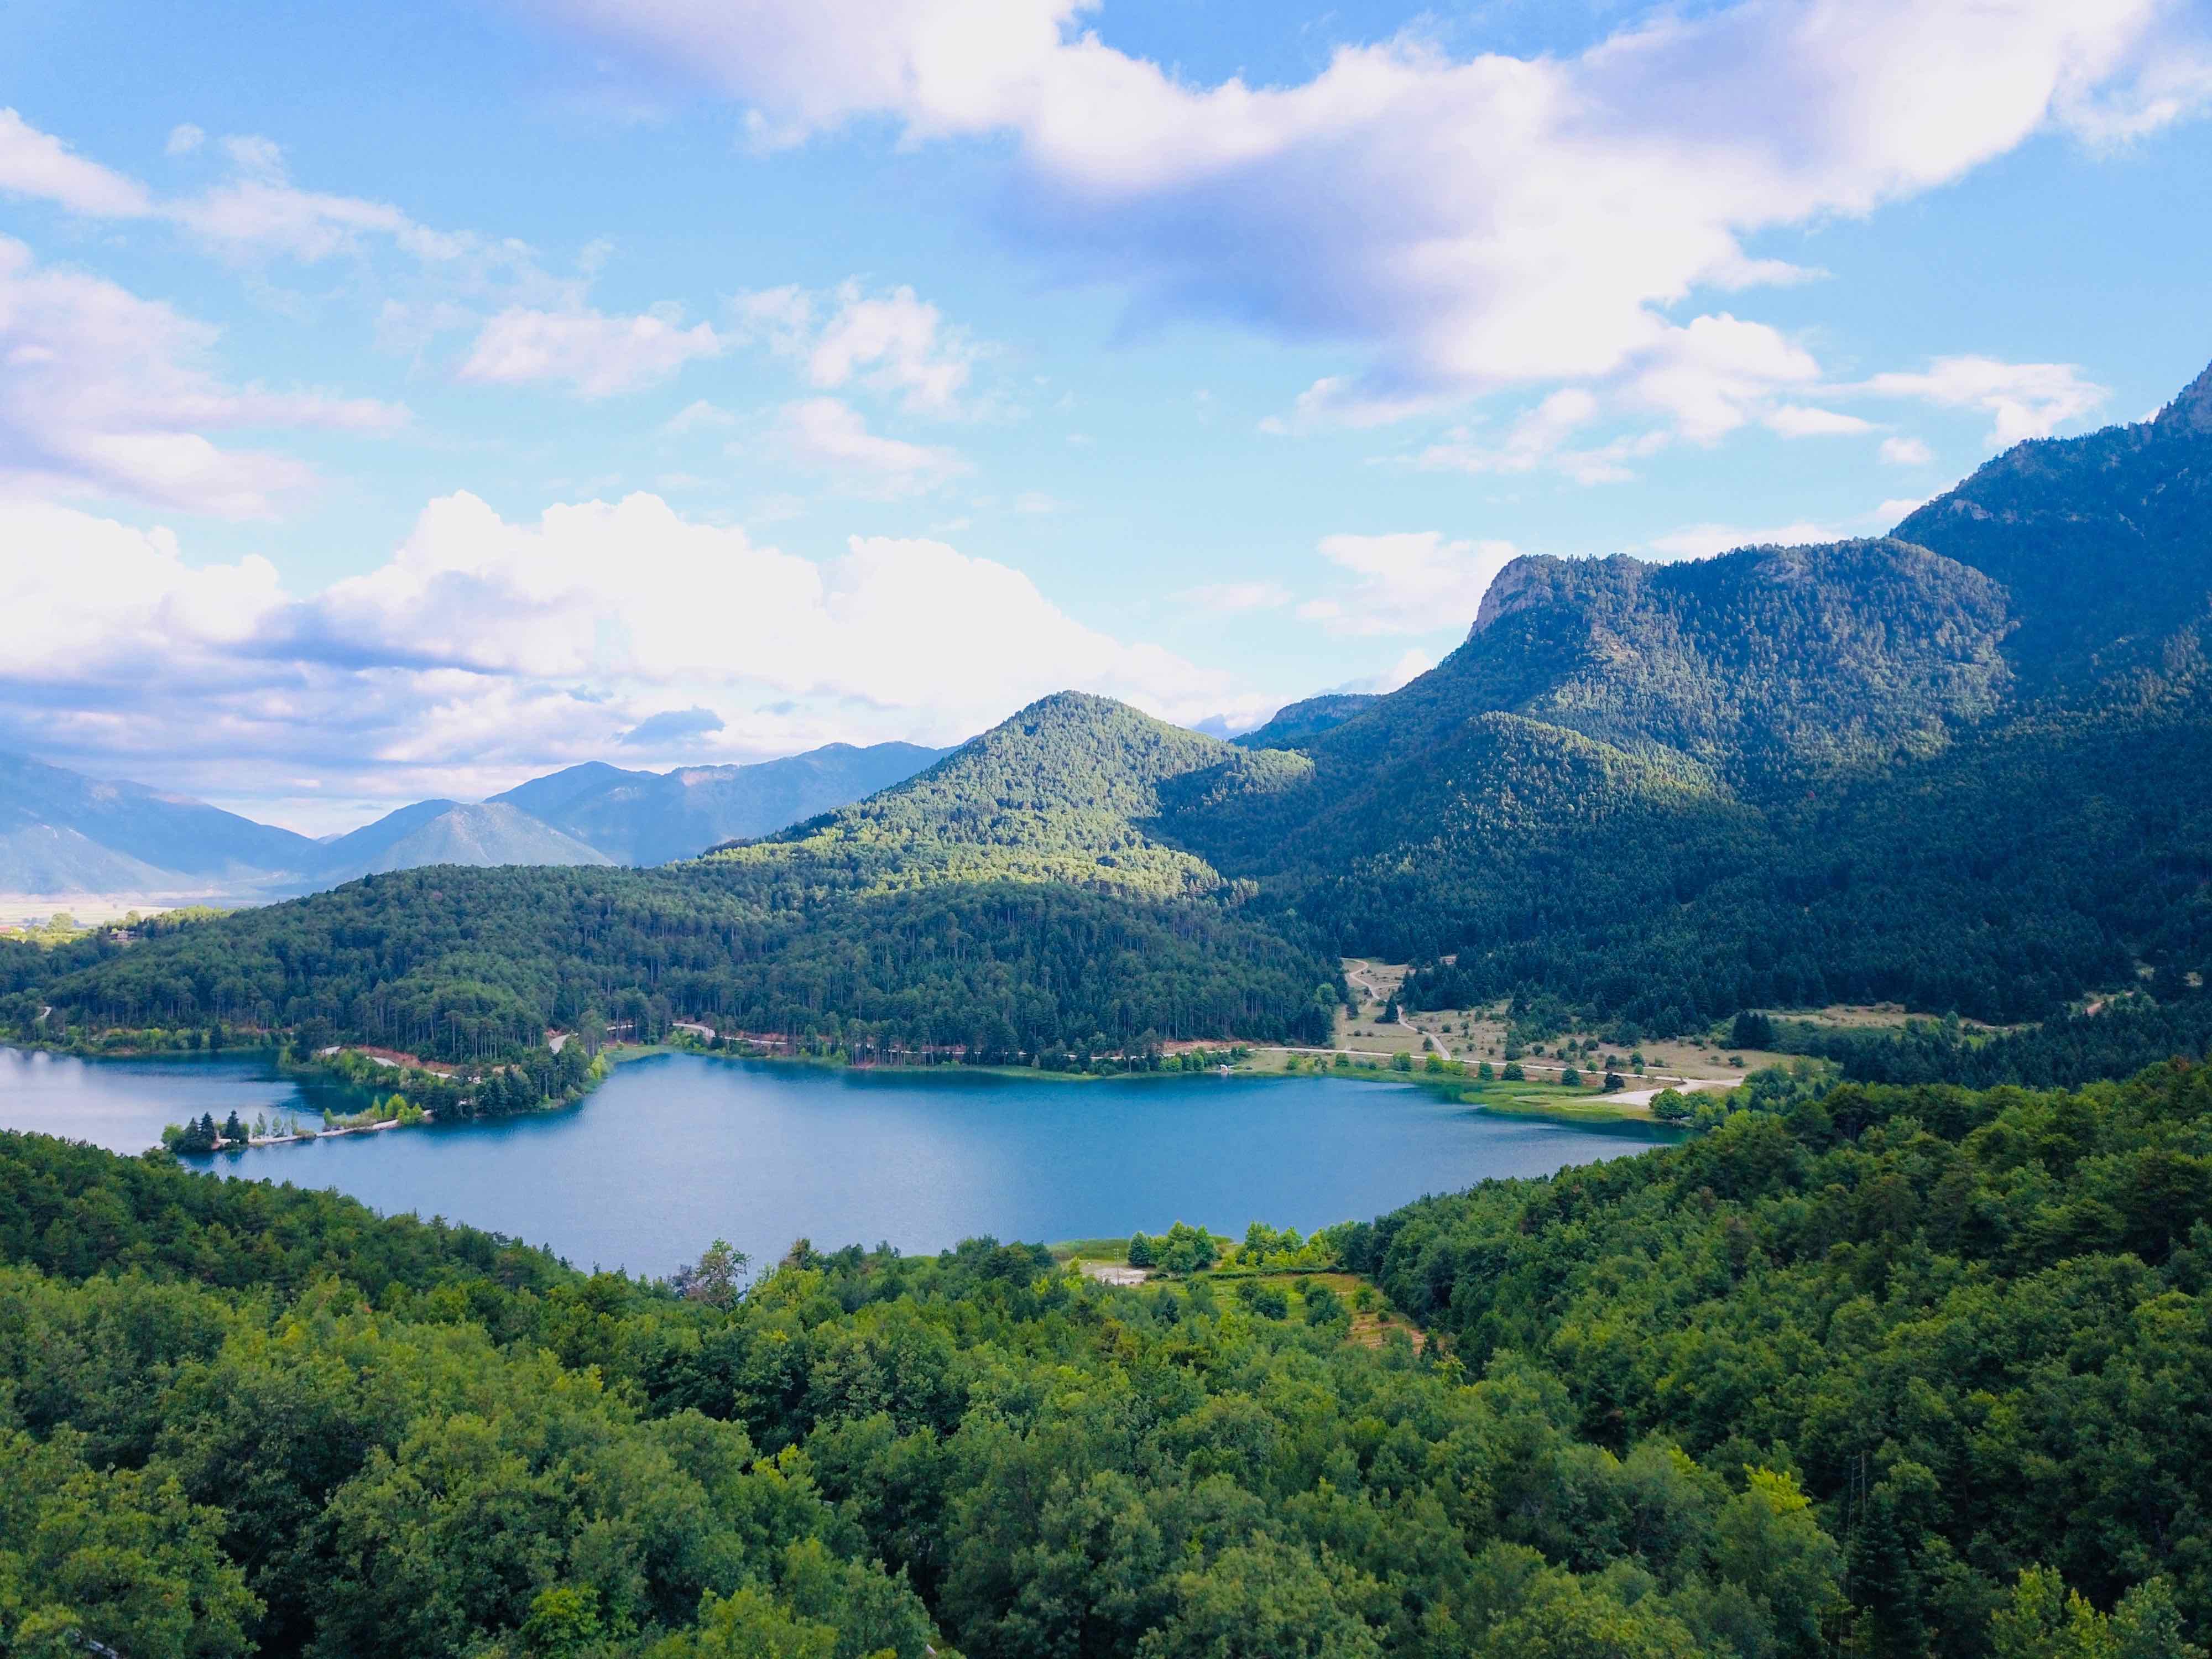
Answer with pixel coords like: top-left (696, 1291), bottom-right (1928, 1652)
top-left (1045, 1240), bottom-right (1428, 1350)
top-left (1204, 1269), bottom-right (1427, 1351)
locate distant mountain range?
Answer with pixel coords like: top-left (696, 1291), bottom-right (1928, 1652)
top-left (0, 740), bottom-right (951, 902)
top-left (491, 743), bottom-right (948, 866)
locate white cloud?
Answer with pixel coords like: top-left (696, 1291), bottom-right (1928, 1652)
top-left (1178, 581), bottom-right (1292, 612)
top-left (1765, 405), bottom-right (1874, 437)
top-left (1644, 520), bottom-right (1847, 560)
top-left (1858, 356), bottom-right (2109, 445)
top-left (1297, 532), bottom-right (1521, 635)
top-left (0, 107), bottom-right (153, 217)
top-left (545, 0), bottom-right (2205, 412)
top-left (1412, 388), bottom-right (1648, 483)
top-left (0, 237), bottom-right (408, 517)
top-left (1321, 648), bottom-right (1436, 696)
top-left (774, 397), bottom-right (968, 492)
top-left (1880, 435), bottom-right (1934, 466)
top-left (165, 124), bottom-right (205, 156)
top-left (0, 492), bottom-right (1257, 817)
top-left (735, 279), bottom-right (979, 415)
top-left (663, 398), bottom-right (737, 433)
top-left (0, 502), bottom-right (286, 676)
top-left (460, 305), bottom-right (724, 397)
top-left (1627, 315), bottom-right (1822, 442)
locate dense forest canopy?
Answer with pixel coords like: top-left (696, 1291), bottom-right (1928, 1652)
top-left (7, 868), bottom-right (1338, 1062)
top-left (10, 1058), bottom-right (2212, 1655)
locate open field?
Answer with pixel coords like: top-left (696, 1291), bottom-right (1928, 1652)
top-left (1340, 957), bottom-right (1793, 1089)
top-left (0, 891), bottom-right (263, 928)
top-left (1045, 1243), bottom-right (1428, 1350)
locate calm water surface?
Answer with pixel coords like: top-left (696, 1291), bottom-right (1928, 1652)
top-left (0, 1047), bottom-right (1678, 1276)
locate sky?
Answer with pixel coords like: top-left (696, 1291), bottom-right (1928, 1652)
top-left (3, 0), bottom-right (2210, 833)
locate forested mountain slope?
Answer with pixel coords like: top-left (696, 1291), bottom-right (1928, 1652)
top-left (1233, 691), bottom-right (1379, 749)
top-left (1159, 535), bottom-right (2021, 930)
top-left (1151, 364), bottom-right (2212, 1044)
top-left (717, 691), bottom-right (1243, 898)
top-left (15, 865), bottom-right (1335, 1060)
top-left (1892, 359), bottom-right (2212, 687)
top-left (12, 693), bottom-right (1337, 1061)
top-left (1351, 1058), bottom-right (2212, 1656)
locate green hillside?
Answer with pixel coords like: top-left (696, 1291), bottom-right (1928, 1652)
top-left (716, 690), bottom-right (1237, 897)
top-left (12, 864), bottom-right (1337, 1061)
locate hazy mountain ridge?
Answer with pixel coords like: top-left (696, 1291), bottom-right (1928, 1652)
top-left (0, 752), bottom-right (321, 893)
top-left (312, 800), bottom-right (614, 882)
top-left (0, 739), bottom-right (951, 904)
top-left (494, 742), bottom-right (947, 865)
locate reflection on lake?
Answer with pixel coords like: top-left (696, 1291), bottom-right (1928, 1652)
top-left (0, 1047), bottom-right (1679, 1277)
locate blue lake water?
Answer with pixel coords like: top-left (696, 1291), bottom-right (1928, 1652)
top-left (0, 1046), bottom-right (1679, 1277)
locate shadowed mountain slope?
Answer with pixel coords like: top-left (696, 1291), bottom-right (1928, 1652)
top-left (311, 800), bottom-right (613, 882)
top-left (1232, 692), bottom-right (1379, 750)
top-left (0, 752), bottom-right (319, 888)
top-left (1891, 359), bottom-right (2212, 687)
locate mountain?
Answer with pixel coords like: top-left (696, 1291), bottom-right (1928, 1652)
top-left (0, 825), bottom-right (178, 895)
top-left (27, 357), bottom-right (2212, 1079)
top-left (491, 741), bottom-right (948, 865)
top-left (717, 691), bottom-right (1239, 896)
top-left (1232, 693), bottom-right (1379, 750)
top-left (1152, 361), bottom-right (2212, 1032)
top-left (1160, 535), bottom-right (2013, 895)
top-left (310, 800), bottom-right (613, 882)
top-left (1, 739), bottom-right (947, 903)
top-left (0, 752), bottom-right (320, 890)
top-left (1890, 358), bottom-right (2212, 687)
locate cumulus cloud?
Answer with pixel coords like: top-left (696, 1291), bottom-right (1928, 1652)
top-left (0, 492), bottom-right (1257, 817)
top-left (0, 502), bottom-right (287, 675)
top-left (1857, 356), bottom-right (2109, 445)
top-left (1880, 435), bottom-right (1935, 466)
top-left (0, 238), bottom-right (408, 517)
top-left (542, 0), bottom-right (2206, 416)
top-left (1298, 533), bottom-right (1522, 636)
top-left (774, 397), bottom-right (968, 492)
top-left (460, 305), bottom-right (724, 397)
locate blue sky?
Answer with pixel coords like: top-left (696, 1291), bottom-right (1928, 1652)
top-left (3, 0), bottom-right (2210, 830)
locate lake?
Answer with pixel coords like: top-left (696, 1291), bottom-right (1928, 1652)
top-left (0, 1046), bottom-right (1679, 1277)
